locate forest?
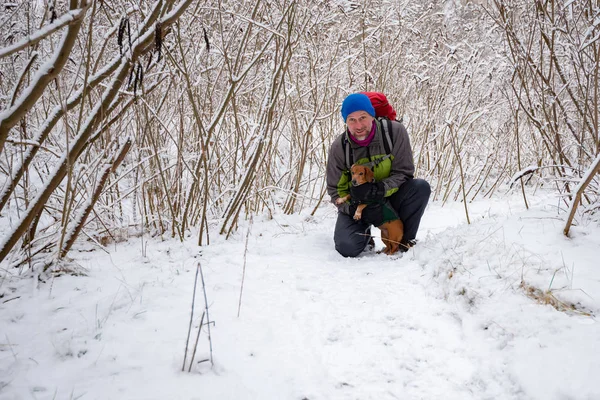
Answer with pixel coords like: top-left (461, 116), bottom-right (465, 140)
top-left (0, 0), bottom-right (599, 271)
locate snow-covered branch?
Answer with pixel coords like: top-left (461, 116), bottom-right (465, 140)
top-left (0, 8), bottom-right (86, 59)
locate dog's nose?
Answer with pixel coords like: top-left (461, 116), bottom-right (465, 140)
top-left (351, 179), bottom-right (357, 185)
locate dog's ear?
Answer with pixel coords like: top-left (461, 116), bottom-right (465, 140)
top-left (364, 166), bottom-right (375, 182)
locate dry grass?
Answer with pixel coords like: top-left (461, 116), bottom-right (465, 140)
top-left (520, 281), bottom-right (592, 317)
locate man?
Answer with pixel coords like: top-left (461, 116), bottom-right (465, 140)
top-left (326, 92), bottom-right (431, 257)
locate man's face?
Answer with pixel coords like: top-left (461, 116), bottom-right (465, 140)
top-left (346, 111), bottom-right (374, 141)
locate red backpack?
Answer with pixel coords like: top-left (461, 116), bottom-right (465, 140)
top-left (362, 92), bottom-right (397, 121)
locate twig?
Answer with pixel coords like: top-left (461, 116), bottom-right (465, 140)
top-left (2, 296), bottom-right (20, 304)
top-left (188, 311), bottom-right (205, 372)
top-left (237, 216), bottom-right (253, 318)
top-left (198, 261), bottom-right (213, 366)
top-left (5, 334), bottom-right (18, 360)
top-left (356, 232), bottom-right (412, 251)
top-left (182, 262), bottom-right (200, 372)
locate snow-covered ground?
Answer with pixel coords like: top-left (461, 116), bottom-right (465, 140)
top-left (1, 191), bottom-right (599, 400)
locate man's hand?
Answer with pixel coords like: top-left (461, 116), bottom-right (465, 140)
top-left (350, 181), bottom-right (385, 203)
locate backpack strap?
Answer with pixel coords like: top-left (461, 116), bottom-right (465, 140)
top-left (380, 118), bottom-right (393, 156)
top-left (362, 153), bottom-right (392, 169)
top-left (361, 119), bottom-right (394, 169)
top-left (342, 133), bottom-right (353, 171)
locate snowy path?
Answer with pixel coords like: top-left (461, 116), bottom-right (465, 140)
top-left (226, 250), bottom-right (515, 400)
top-left (1, 194), bottom-right (599, 399)
top-left (200, 208), bottom-right (522, 400)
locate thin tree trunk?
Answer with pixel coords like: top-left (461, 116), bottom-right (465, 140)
top-left (564, 153), bottom-right (600, 236)
top-left (59, 139), bottom-right (132, 258)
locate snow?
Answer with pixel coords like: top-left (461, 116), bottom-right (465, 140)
top-left (1, 191), bottom-right (599, 400)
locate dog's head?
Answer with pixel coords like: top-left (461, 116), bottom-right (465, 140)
top-left (350, 164), bottom-right (374, 186)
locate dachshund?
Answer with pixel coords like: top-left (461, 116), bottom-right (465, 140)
top-left (336, 164), bottom-right (405, 255)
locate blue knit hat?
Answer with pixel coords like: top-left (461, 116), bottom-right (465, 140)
top-left (341, 93), bottom-right (375, 122)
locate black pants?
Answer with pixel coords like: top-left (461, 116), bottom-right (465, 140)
top-left (333, 178), bottom-right (431, 257)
